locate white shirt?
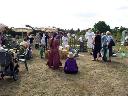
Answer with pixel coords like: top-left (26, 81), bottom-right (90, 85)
top-left (78, 37), bottom-right (83, 42)
top-left (85, 31), bottom-right (95, 48)
top-left (67, 33), bottom-right (70, 38)
top-left (62, 36), bottom-right (68, 48)
top-left (41, 36), bottom-right (45, 45)
top-left (20, 41), bottom-right (29, 48)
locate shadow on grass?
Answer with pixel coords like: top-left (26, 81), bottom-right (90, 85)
top-left (105, 60), bottom-right (128, 72)
top-left (0, 76), bottom-right (21, 96)
top-left (50, 67), bottom-right (83, 82)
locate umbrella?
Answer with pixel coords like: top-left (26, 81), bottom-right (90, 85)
top-left (0, 23), bottom-right (8, 32)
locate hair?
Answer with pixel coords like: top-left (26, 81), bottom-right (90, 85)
top-left (50, 33), bottom-right (57, 47)
top-left (106, 31), bottom-right (111, 35)
top-left (96, 31), bottom-right (100, 34)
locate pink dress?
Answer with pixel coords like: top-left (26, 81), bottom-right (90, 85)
top-left (47, 38), bottom-right (62, 69)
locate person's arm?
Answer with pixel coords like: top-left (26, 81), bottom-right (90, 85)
top-left (92, 36), bottom-right (95, 45)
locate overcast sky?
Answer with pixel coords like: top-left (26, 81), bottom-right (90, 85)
top-left (0, 0), bottom-right (128, 29)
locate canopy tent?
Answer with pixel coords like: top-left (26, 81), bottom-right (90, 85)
top-left (43, 27), bottom-right (58, 33)
top-left (12, 28), bottom-right (32, 33)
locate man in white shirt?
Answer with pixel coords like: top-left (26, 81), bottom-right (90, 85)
top-left (62, 34), bottom-right (69, 49)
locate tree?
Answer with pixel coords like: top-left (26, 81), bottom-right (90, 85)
top-left (111, 26), bottom-right (127, 41)
top-left (93, 21), bottom-right (111, 33)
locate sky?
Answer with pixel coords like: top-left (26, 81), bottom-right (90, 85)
top-left (0, 0), bottom-right (128, 30)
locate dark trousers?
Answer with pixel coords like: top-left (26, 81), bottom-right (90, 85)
top-left (93, 45), bottom-right (101, 59)
top-left (79, 42), bottom-right (84, 52)
top-left (35, 44), bottom-right (39, 49)
top-left (102, 45), bottom-right (108, 62)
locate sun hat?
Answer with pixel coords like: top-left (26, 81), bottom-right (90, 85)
top-left (68, 52), bottom-right (74, 58)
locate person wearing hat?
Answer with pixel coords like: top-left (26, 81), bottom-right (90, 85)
top-left (64, 52), bottom-right (78, 74)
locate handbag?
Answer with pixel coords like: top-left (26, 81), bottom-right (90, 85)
top-left (109, 39), bottom-right (115, 46)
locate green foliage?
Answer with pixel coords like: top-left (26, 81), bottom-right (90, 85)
top-left (93, 21), bottom-right (110, 33)
top-left (116, 31), bottom-right (122, 41)
top-left (111, 26), bottom-right (127, 41)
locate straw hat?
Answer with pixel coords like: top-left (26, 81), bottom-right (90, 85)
top-left (68, 52), bottom-right (74, 58)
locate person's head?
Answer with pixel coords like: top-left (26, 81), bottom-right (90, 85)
top-left (56, 35), bottom-right (60, 39)
top-left (68, 52), bottom-right (74, 59)
top-left (53, 32), bottom-right (57, 38)
top-left (96, 31), bottom-right (100, 35)
top-left (106, 31), bottom-right (111, 36)
top-left (50, 32), bottom-right (57, 47)
top-left (88, 28), bottom-right (92, 32)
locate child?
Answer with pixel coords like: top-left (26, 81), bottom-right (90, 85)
top-left (64, 52), bottom-right (78, 74)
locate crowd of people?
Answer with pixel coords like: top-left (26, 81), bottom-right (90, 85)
top-left (0, 29), bottom-right (115, 74)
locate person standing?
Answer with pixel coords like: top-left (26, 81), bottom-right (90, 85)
top-left (85, 29), bottom-right (95, 49)
top-left (45, 32), bottom-right (49, 50)
top-left (47, 33), bottom-right (62, 69)
top-left (29, 34), bottom-right (34, 45)
top-left (101, 31), bottom-right (114, 62)
top-left (78, 35), bottom-right (84, 52)
top-left (34, 33), bottom-right (41, 49)
top-left (106, 31), bottom-right (115, 62)
top-left (85, 29), bottom-right (95, 54)
top-left (62, 34), bottom-right (69, 49)
top-left (40, 33), bottom-right (46, 58)
top-left (92, 32), bottom-right (101, 61)
top-left (101, 32), bottom-right (108, 62)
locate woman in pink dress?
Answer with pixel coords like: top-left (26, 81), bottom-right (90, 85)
top-left (47, 33), bottom-right (62, 69)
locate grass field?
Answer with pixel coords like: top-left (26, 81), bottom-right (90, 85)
top-left (0, 47), bottom-right (128, 96)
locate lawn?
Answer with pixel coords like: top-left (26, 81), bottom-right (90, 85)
top-left (0, 47), bottom-right (128, 96)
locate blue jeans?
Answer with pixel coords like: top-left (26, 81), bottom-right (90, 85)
top-left (102, 45), bottom-right (108, 62)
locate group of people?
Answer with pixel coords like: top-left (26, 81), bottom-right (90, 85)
top-left (91, 31), bottom-right (115, 62)
top-left (20, 30), bottom-right (115, 74)
top-left (46, 32), bottom-right (78, 74)
top-left (18, 32), bottom-right (78, 74)
top-left (0, 29), bottom-right (115, 74)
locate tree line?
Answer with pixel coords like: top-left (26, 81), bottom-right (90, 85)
top-left (5, 21), bottom-right (127, 41)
